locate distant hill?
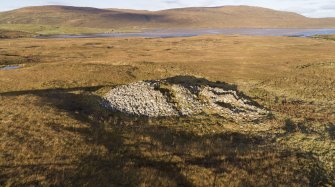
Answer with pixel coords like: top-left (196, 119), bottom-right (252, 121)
top-left (1, 5), bottom-right (335, 29)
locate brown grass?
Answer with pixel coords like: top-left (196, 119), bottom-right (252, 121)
top-left (0, 29), bottom-right (33, 39)
top-left (314, 34), bottom-right (335, 41)
top-left (0, 35), bottom-right (334, 186)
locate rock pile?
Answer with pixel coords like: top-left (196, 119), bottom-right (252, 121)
top-left (104, 76), bottom-right (269, 122)
top-left (104, 82), bottom-right (178, 117)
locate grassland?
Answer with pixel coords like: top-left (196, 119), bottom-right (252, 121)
top-left (314, 34), bottom-right (335, 41)
top-left (0, 35), bottom-right (334, 186)
top-left (0, 29), bottom-right (33, 39)
top-left (0, 24), bottom-right (138, 36)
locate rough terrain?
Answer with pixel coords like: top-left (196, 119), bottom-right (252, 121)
top-left (0, 35), bottom-right (334, 186)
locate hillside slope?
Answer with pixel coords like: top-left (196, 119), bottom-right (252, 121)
top-left (0, 5), bottom-right (335, 29)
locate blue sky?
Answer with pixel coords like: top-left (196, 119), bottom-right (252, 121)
top-left (1, 0), bottom-right (335, 18)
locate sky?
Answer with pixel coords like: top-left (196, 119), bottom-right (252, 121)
top-left (1, 0), bottom-right (335, 18)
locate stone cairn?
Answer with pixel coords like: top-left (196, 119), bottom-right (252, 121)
top-left (104, 77), bottom-right (269, 122)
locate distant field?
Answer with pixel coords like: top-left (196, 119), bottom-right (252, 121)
top-left (0, 24), bottom-right (139, 36)
top-left (0, 29), bottom-right (33, 39)
top-left (0, 35), bottom-right (334, 186)
top-left (315, 34), bottom-right (335, 41)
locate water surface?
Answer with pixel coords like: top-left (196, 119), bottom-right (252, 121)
top-left (0, 65), bottom-right (21, 70)
top-left (36, 28), bottom-right (335, 39)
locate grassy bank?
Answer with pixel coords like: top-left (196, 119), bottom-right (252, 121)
top-left (314, 34), bottom-right (335, 41)
top-left (0, 35), bottom-right (334, 186)
top-left (0, 29), bottom-right (33, 39)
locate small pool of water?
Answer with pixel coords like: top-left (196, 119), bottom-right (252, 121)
top-left (0, 65), bottom-right (21, 70)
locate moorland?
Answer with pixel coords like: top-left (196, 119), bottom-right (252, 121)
top-left (1, 34), bottom-right (334, 186)
top-left (0, 5), bottom-right (334, 187)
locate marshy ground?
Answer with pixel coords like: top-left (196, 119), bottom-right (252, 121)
top-left (0, 35), bottom-right (334, 186)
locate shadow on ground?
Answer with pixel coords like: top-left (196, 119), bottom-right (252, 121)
top-left (0, 76), bottom-right (332, 186)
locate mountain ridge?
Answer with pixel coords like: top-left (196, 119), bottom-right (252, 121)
top-left (1, 5), bottom-right (335, 29)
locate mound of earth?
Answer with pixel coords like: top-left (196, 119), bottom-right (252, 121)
top-left (104, 76), bottom-right (269, 122)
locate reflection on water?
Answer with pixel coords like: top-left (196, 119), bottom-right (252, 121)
top-left (0, 65), bottom-right (21, 70)
top-left (36, 28), bottom-right (335, 39)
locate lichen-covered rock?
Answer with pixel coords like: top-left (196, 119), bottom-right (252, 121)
top-left (104, 81), bottom-right (178, 117)
top-left (199, 87), bottom-right (268, 121)
top-left (104, 77), bottom-right (269, 122)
